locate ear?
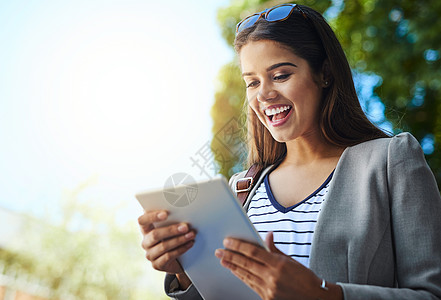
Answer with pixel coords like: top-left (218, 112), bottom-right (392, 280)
top-left (320, 59), bottom-right (332, 88)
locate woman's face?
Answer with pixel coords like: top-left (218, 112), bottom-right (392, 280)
top-left (239, 40), bottom-right (324, 143)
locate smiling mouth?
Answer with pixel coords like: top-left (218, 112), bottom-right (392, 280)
top-left (265, 105), bottom-right (292, 122)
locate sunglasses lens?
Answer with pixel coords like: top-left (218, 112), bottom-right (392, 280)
top-left (266, 5), bottom-right (295, 22)
top-left (237, 14), bottom-right (260, 33)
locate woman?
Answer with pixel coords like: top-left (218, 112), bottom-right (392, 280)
top-left (138, 4), bottom-right (441, 299)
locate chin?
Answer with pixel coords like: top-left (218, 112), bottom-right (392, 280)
top-left (268, 131), bottom-right (293, 143)
top-left (273, 137), bottom-right (291, 143)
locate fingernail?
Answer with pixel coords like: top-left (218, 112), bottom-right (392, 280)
top-left (185, 232), bottom-right (194, 239)
top-left (157, 212), bottom-right (167, 220)
top-left (223, 239), bottom-right (232, 247)
top-left (178, 224), bottom-right (188, 233)
top-left (215, 249), bottom-right (223, 258)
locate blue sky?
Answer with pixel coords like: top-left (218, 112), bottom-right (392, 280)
top-left (0, 0), bottom-right (233, 222)
top-left (0, 0), bottom-right (401, 227)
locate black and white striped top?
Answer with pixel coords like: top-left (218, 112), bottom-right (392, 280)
top-left (247, 172), bottom-right (333, 268)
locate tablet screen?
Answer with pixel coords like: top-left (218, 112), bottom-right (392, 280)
top-left (136, 176), bottom-right (265, 300)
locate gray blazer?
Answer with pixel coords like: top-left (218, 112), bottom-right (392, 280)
top-left (166, 133), bottom-right (441, 299)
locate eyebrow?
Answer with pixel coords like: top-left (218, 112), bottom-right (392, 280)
top-left (242, 62), bottom-right (298, 77)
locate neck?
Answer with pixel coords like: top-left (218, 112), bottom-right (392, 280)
top-left (281, 132), bottom-right (344, 167)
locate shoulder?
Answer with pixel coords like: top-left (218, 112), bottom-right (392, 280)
top-left (345, 132), bottom-right (422, 161)
top-left (334, 132), bottom-right (426, 182)
top-left (386, 132), bottom-right (426, 165)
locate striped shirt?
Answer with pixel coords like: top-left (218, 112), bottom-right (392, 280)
top-left (247, 171), bottom-right (333, 268)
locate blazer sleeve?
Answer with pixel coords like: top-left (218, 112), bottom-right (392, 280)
top-left (339, 133), bottom-right (441, 299)
top-left (164, 274), bottom-right (203, 300)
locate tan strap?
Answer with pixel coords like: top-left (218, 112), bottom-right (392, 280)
top-left (235, 164), bottom-right (264, 206)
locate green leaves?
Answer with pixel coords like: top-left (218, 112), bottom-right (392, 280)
top-left (335, 0), bottom-right (441, 182)
top-left (212, 0), bottom-right (441, 187)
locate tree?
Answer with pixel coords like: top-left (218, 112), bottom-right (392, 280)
top-left (211, 0), bottom-right (441, 188)
top-left (334, 0), bottom-right (441, 185)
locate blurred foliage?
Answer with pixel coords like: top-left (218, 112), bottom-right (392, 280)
top-left (0, 181), bottom-right (166, 300)
top-left (334, 0), bottom-right (441, 186)
top-left (211, 0), bottom-right (441, 188)
top-left (210, 62), bottom-right (247, 177)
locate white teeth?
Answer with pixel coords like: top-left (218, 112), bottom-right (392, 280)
top-left (265, 106), bottom-right (290, 116)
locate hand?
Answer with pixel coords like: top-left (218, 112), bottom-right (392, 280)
top-left (215, 232), bottom-right (342, 300)
top-left (138, 210), bottom-right (196, 289)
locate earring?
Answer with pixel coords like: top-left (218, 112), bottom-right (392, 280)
top-left (325, 81), bottom-right (329, 86)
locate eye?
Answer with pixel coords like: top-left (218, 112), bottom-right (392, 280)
top-left (273, 73), bottom-right (291, 81)
top-left (246, 80), bottom-right (260, 88)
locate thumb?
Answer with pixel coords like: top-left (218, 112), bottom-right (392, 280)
top-left (265, 232), bottom-right (283, 254)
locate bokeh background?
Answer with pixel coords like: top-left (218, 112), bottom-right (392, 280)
top-left (212, 0), bottom-right (441, 182)
top-left (0, 0), bottom-right (440, 299)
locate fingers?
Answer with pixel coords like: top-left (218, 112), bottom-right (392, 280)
top-left (142, 223), bottom-right (194, 250)
top-left (230, 266), bottom-right (266, 298)
top-left (138, 210), bottom-right (197, 275)
top-left (215, 248), bottom-right (267, 298)
top-left (138, 210), bottom-right (168, 234)
top-left (215, 247), bottom-right (266, 278)
top-left (150, 240), bottom-right (195, 271)
top-left (222, 238), bottom-right (274, 266)
top-left (225, 262), bottom-right (266, 297)
top-left (146, 229), bottom-right (196, 261)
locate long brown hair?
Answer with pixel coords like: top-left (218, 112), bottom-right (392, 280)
top-left (234, 4), bottom-right (389, 168)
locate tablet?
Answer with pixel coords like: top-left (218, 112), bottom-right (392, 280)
top-left (135, 176), bottom-right (266, 300)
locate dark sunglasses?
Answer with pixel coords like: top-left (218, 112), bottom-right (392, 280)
top-left (236, 3), bottom-right (307, 34)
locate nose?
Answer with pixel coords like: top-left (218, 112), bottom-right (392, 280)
top-left (257, 83), bottom-right (277, 102)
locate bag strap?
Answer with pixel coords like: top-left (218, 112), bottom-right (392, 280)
top-left (235, 163), bottom-right (264, 206)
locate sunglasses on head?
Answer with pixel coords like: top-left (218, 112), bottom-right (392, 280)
top-left (236, 3), bottom-right (307, 34)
